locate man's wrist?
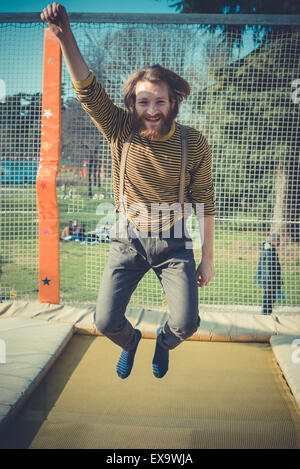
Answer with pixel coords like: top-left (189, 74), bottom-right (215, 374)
top-left (58, 28), bottom-right (74, 45)
top-left (201, 252), bottom-right (214, 262)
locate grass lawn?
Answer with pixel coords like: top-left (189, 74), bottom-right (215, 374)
top-left (1, 186), bottom-right (299, 309)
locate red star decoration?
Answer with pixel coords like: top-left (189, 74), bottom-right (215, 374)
top-left (40, 182), bottom-right (47, 189)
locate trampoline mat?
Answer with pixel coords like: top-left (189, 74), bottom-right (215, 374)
top-left (1, 335), bottom-right (300, 449)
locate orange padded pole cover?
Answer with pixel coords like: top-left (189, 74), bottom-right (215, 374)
top-left (36, 28), bottom-right (62, 304)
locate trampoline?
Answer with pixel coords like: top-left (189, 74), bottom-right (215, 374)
top-left (0, 301), bottom-right (299, 449)
top-left (1, 11), bottom-right (300, 452)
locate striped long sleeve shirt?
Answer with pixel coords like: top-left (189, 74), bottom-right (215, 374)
top-left (72, 70), bottom-right (216, 231)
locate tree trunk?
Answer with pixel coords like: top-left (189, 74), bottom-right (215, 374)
top-left (285, 157), bottom-right (300, 243)
top-left (272, 167), bottom-right (287, 237)
top-left (272, 162), bottom-right (300, 244)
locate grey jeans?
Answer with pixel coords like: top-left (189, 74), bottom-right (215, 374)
top-left (95, 216), bottom-right (200, 351)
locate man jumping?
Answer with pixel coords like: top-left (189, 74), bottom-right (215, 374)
top-left (41, 3), bottom-right (216, 379)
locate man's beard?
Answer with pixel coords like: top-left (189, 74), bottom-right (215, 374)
top-left (132, 109), bottom-right (175, 140)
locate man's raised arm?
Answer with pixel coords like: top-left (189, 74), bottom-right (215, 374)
top-left (40, 2), bottom-right (130, 143)
top-left (40, 2), bottom-right (90, 82)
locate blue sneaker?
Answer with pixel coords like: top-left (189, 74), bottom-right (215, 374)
top-left (152, 327), bottom-right (169, 378)
top-left (116, 329), bottom-right (141, 379)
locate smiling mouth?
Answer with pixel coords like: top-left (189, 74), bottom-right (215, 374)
top-left (144, 116), bottom-right (161, 123)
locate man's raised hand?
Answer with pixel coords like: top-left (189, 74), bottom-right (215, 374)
top-left (40, 3), bottom-right (71, 39)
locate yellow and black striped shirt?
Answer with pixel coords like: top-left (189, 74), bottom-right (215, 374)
top-left (72, 70), bottom-right (216, 231)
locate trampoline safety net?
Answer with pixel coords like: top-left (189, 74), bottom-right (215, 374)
top-left (0, 16), bottom-right (299, 312)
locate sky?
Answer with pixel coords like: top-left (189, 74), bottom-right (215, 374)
top-left (0, 0), bottom-right (257, 98)
top-left (0, 0), bottom-right (177, 14)
top-left (0, 0), bottom-right (178, 97)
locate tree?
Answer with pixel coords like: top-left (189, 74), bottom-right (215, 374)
top-left (193, 31), bottom-right (299, 240)
top-left (159, 0), bottom-right (300, 243)
top-left (0, 92), bottom-right (42, 159)
top-left (166, 0), bottom-right (300, 14)
top-left (163, 0), bottom-right (300, 48)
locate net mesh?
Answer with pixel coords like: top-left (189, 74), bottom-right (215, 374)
top-left (0, 18), bottom-right (299, 313)
top-left (0, 23), bottom-right (43, 302)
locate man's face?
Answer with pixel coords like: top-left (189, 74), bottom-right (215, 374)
top-left (132, 80), bottom-right (175, 139)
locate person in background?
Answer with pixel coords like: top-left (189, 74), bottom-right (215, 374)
top-left (61, 183), bottom-right (66, 199)
top-left (60, 220), bottom-right (73, 241)
top-left (74, 222), bottom-right (85, 242)
top-left (255, 233), bottom-right (284, 315)
top-left (73, 219), bottom-right (79, 233)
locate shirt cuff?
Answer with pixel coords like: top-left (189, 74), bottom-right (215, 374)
top-left (72, 70), bottom-right (94, 89)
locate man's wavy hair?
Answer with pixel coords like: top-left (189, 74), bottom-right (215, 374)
top-left (123, 64), bottom-right (190, 118)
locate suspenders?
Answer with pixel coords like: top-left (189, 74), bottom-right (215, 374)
top-left (178, 124), bottom-right (188, 205)
top-left (116, 123), bottom-right (188, 212)
top-left (117, 130), bottom-right (135, 212)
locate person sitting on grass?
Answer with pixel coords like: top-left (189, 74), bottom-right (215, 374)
top-left (60, 220), bottom-right (73, 241)
top-left (74, 222), bottom-right (85, 242)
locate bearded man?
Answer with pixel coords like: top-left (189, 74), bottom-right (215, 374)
top-left (41, 3), bottom-right (216, 379)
